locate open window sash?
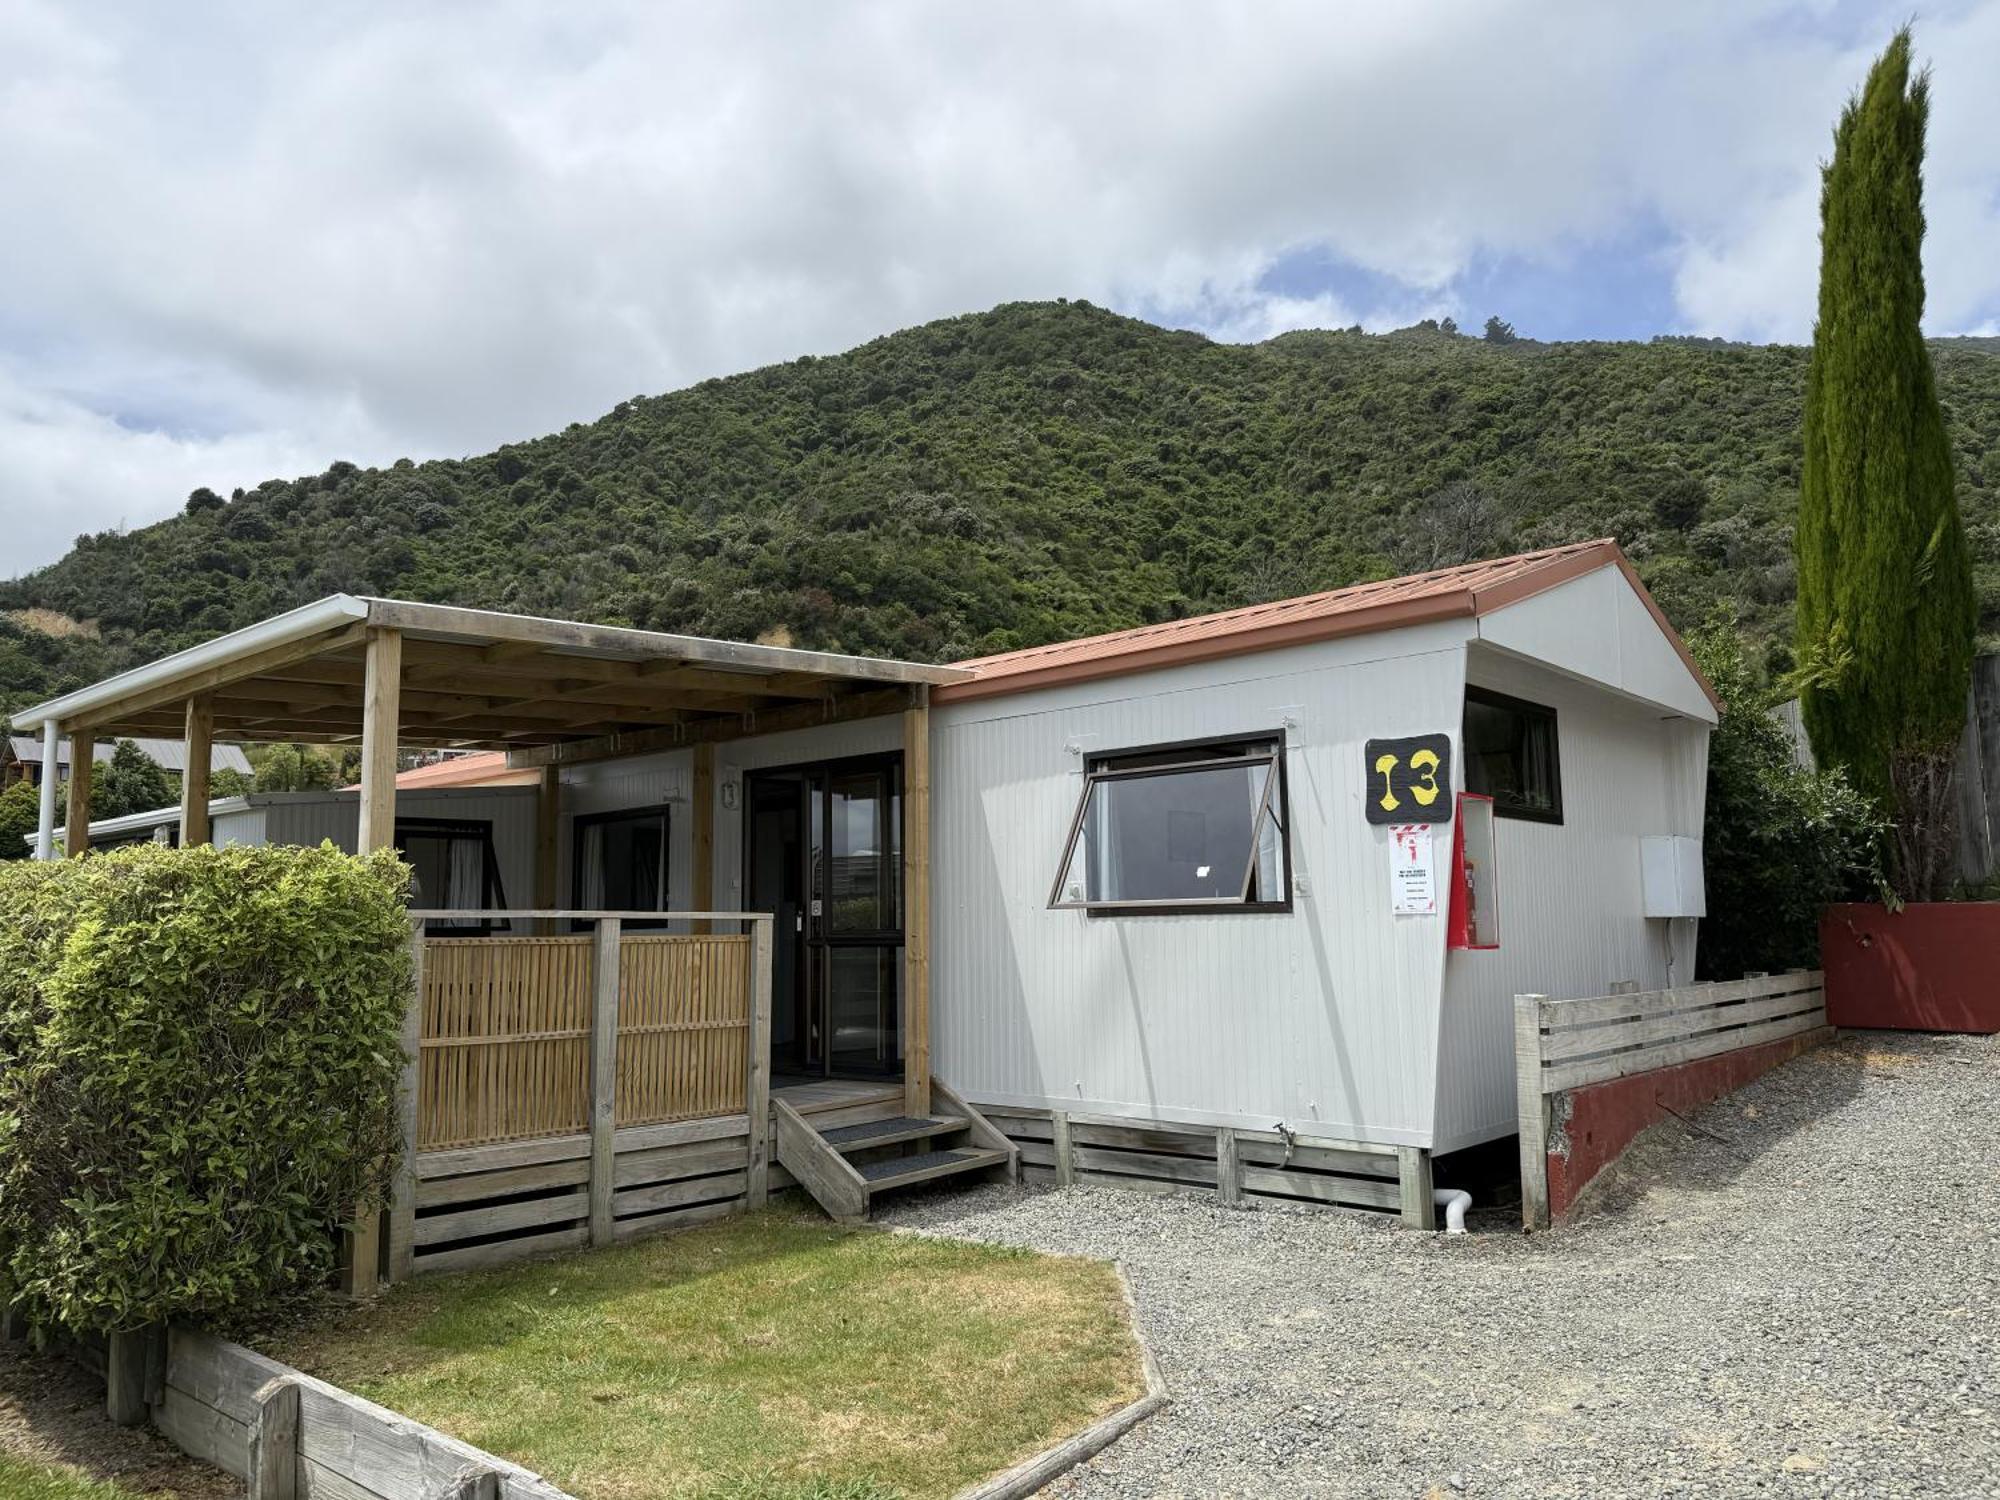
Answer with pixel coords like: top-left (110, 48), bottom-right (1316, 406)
top-left (1048, 749), bottom-right (1285, 910)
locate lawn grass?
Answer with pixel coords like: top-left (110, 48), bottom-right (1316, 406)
top-left (271, 1207), bottom-right (1142, 1500)
top-left (0, 1456), bottom-right (153, 1500)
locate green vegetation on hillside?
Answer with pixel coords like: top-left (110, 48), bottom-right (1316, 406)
top-left (5, 301), bottom-right (2000, 710)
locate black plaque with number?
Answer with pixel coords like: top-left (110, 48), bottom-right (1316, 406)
top-left (1364, 734), bottom-right (1454, 825)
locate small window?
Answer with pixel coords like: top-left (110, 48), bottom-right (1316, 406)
top-left (573, 806), bottom-right (671, 927)
top-left (397, 818), bottom-right (509, 933)
top-left (1050, 736), bottom-right (1289, 913)
top-left (1462, 688), bottom-right (1562, 823)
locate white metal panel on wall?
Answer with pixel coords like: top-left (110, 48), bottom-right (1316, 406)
top-left (1477, 564), bottom-right (1717, 723)
top-left (210, 804), bottom-right (267, 848)
top-left (548, 716), bottom-right (902, 928)
top-left (931, 625), bottom-right (1471, 1148)
top-left (1431, 646), bottom-right (1711, 1152)
top-left (556, 751), bottom-right (691, 919)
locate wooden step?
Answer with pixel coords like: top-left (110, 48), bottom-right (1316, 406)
top-left (857, 1147), bottom-right (1012, 1195)
top-left (820, 1115), bottom-right (969, 1154)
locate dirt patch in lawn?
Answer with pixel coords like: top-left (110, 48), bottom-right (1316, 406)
top-left (0, 1341), bottom-right (237, 1499)
top-left (266, 1207), bottom-right (1143, 1500)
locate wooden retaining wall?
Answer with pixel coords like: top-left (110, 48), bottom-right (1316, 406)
top-left (980, 1105), bottom-right (1434, 1227)
top-left (1514, 971), bottom-right (1829, 1227)
top-left (151, 1325), bottom-right (574, 1499)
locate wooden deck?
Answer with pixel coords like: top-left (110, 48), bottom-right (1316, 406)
top-left (772, 1078), bottom-right (904, 1115)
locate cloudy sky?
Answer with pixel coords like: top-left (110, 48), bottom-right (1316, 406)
top-left (3, 1), bottom-right (1998, 576)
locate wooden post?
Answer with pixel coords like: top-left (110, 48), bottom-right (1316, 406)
top-left (387, 924), bottom-right (426, 1283)
top-left (1514, 992), bottom-right (1552, 1231)
top-left (356, 627), bottom-right (403, 854)
top-left (1215, 1127), bottom-right (1241, 1207)
top-left (247, 1376), bottom-right (300, 1500)
top-left (179, 694), bottom-right (214, 846)
top-left (745, 916), bottom-right (773, 1208)
top-left (901, 688), bottom-right (931, 1118)
top-left (105, 1326), bottom-right (152, 1426)
top-left (64, 732), bottom-right (94, 857)
top-left (533, 765), bottom-right (560, 935)
top-left (341, 630), bottom-right (401, 1299)
top-left (690, 744), bottom-right (715, 935)
top-left (588, 918), bottom-right (622, 1246)
top-left (1051, 1109), bottom-right (1075, 1187)
top-left (1397, 1145), bottom-right (1436, 1230)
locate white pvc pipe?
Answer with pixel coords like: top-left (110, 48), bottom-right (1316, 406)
top-left (1434, 1188), bottom-right (1472, 1234)
top-left (34, 719), bottom-right (59, 860)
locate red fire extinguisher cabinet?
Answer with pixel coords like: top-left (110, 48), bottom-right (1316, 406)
top-left (1448, 792), bottom-right (1499, 950)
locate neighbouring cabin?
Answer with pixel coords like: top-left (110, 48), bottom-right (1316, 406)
top-left (13, 538), bottom-right (1718, 1266)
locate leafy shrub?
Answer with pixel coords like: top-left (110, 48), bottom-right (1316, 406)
top-left (0, 843), bottom-right (409, 1334)
top-left (1693, 620), bottom-right (1886, 979)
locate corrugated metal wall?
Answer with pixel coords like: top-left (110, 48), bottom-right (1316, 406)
top-left (930, 626), bottom-right (1472, 1147)
top-left (1431, 647), bottom-right (1710, 1152)
top-left (550, 716), bottom-right (902, 929)
top-left (248, 789), bottom-right (540, 931)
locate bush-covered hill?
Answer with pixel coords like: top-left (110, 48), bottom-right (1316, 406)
top-left (6, 300), bottom-right (2000, 711)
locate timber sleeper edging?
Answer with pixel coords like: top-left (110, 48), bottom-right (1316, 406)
top-left (951, 1263), bottom-right (1169, 1500)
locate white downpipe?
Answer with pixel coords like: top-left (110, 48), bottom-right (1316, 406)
top-left (1434, 1188), bottom-right (1471, 1234)
top-left (34, 719), bottom-right (60, 860)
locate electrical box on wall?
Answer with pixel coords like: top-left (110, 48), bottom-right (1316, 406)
top-left (1448, 793), bottom-right (1499, 950)
top-left (1640, 835), bottom-right (1706, 918)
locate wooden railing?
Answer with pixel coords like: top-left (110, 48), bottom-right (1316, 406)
top-left (415, 925), bottom-right (754, 1151)
top-left (1513, 970), bottom-right (1826, 1228)
top-left (386, 910), bottom-right (774, 1283)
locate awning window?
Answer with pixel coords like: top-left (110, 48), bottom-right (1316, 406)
top-left (1050, 737), bottom-right (1289, 912)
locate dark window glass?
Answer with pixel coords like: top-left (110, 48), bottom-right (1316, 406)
top-left (1051, 737), bottom-right (1289, 911)
top-left (396, 819), bottom-right (507, 932)
top-left (1462, 688), bottom-right (1562, 822)
top-left (573, 807), bottom-right (670, 926)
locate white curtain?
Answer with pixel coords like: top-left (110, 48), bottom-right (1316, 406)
top-left (577, 823), bottom-right (606, 908)
top-left (448, 835), bottom-right (486, 910)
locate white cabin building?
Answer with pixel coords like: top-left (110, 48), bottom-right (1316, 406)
top-left (18, 538), bottom-right (1716, 1243)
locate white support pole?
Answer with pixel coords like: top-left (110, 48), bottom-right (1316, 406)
top-left (34, 720), bottom-right (59, 860)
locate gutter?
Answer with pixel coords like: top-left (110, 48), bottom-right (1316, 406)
top-left (7, 595), bottom-right (371, 733)
top-left (30, 795), bottom-right (260, 851)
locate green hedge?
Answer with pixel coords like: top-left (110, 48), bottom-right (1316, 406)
top-left (0, 843), bottom-right (409, 1334)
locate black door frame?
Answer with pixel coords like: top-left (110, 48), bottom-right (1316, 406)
top-left (743, 750), bottom-right (905, 1081)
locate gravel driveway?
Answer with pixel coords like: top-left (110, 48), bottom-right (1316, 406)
top-left (882, 1031), bottom-right (1999, 1499)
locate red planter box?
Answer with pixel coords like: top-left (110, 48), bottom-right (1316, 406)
top-left (1820, 902), bottom-right (2000, 1034)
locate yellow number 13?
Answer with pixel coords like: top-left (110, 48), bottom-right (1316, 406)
top-left (1373, 747), bottom-right (1442, 812)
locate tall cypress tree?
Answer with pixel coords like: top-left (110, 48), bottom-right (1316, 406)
top-left (1795, 27), bottom-right (1973, 898)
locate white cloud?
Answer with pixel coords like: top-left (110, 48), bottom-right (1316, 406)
top-left (1, 0), bottom-right (1996, 574)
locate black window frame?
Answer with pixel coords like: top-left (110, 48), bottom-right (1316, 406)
top-left (1462, 686), bottom-right (1564, 824)
top-left (570, 803), bottom-right (674, 931)
top-left (395, 816), bottom-right (510, 934)
top-left (1049, 731), bottom-right (1293, 917)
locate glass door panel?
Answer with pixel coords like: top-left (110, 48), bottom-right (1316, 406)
top-left (824, 946), bottom-right (899, 1075)
top-left (748, 755), bottom-right (904, 1081)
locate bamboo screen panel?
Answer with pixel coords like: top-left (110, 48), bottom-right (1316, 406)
top-left (616, 934), bottom-right (752, 1125)
top-left (418, 936), bottom-right (593, 1150)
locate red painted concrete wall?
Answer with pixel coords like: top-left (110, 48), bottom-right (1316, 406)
top-left (1821, 903), bottom-right (2000, 1034)
top-left (1545, 1029), bottom-right (1827, 1221)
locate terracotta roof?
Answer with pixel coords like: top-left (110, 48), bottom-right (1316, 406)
top-left (935, 539), bottom-right (1717, 708)
top-left (340, 752), bottom-right (545, 791)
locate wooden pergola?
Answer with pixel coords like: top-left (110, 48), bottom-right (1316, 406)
top-left (14, 590), bottom-right (969, 1112)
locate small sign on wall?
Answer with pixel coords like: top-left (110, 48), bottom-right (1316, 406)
top-left (1388, 823), bottom-right (1438, 916)
top-left (1365, 734), bottom-right (1454, 824)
